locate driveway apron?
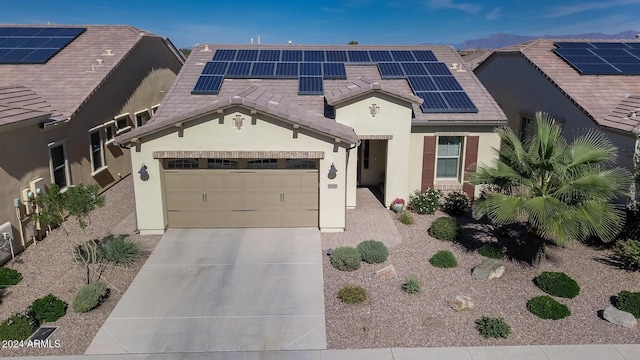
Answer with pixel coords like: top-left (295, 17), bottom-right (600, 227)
top-left (85, 228), bottom-right (326, 354)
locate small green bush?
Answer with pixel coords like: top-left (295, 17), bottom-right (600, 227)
top-left (29, 294), bottom-right (67, 323)
top-left (398, 210), bottom-right (414, 225)
top-left (101, 234), bottom-right (142, 266)
top-left (533, 272), bottom-right (580, 299)
top-left (475, 316), bottom-right (510, 339)
top-left (479, 243), bottom-right (504, 259)
top-left (0, 267), bottom-right (23, 288)
top-left (429, 217), bottom-right (459, 241)
top-left (73, 282), bottom-right (109, 313)
top-left (0, 311), bottom-right (38, 341)
top-left (443, 191), bottom-right (470, 216)
top-left (615, 291), bottom-right (640, 318)
top-left (526, 295), bottom-right (571, 320)
top-left (330, 247), bottom-right (362, 271)
top-left (401, 275), bottom-right (421, 294)
top-left (337, 285), bottom-right (367, 304)
top-left (408, 188), bottom-right (442, 215)
top-left (610, 239), bottom-right (640, 271)
top-left (429, 250), bottom-right (458, 268)
top-left (357, 240), bottom-right (389, 264)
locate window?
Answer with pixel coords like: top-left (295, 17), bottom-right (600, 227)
top-left (90, 130), bottom-right (105, 172)
top-left (49, 143), bottom-right (69, 188)
top-left (207, 159), bottom-right (239, 169)
top-left (103, 121), bottom-right (116, 144)
top-left (135, 110), bottom-right (150, 127)
top-left (114, 113), bottom-right (132, 134)
top-left (363, 140), bottom-right (370, 169)
top-left (151, 104), bottom-right (160, 115)
top-left (436, 136), bottom-right (462, 179)
top-left (247, 158), bottom-right (278, 169)
top-left (520, 116), bottom-right (535, 142)
top-left (167, 159), bottom-right (199, 169)
top-left (285, 159), bottom-right (317, 169)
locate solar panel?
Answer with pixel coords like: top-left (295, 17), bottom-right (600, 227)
top-left (225, 62), bottom-right (252, 77)
top-left (56, 28), bottom-right (86, 37)
top-left (16, 37), bottom-right (50, 48)
top-left (251, 62), bottom-right (276, 77)
top-left (326, 50), bottom-right (347, 62)
top-left (369, 50), bottom-right (392, 62)
top-left (304, 50), bottom-right (325, 62)
top-left (258, 49), bottom-right (281, 61)
top-left (431, 76), bottom-right (463, 91)
top-left (202, 61), bottom-right (228, 75)
top-left (0, 28), bottom-right (19, 36)
top-left (213, 49), bottom-right (236, 61)
top-left (401, 62), bottom-right (428, 75)
top-left (416, 92), bottom-right (448, 112)
top-left (591, 48), bottom-right (631, 57)
top-left (282, 49), bottom-right (303, 61)
top-left (0, 37), bottom-right (26, 48)
top-left (36, 28), bottom-right (63, 37)
top-left (377, 62), bottom-right (405, 78)
top-left (561, 55), bottom-right (607, 64)
top-left (14, 28), bottom-right (44, 36)
top-left (298, 76), bottom-right (323, 95)
top-left (391, 50), bottom-right (415, 62)
top-left (590, 42), bottom-right (630, 49)
top-left (275, 62), bottom-right (299, 78)
top-left (41, 37), bottom-right (74, 48)
top-left (626, 43), bottom-right (640, 49)
top-left (614, 63), bottom-right (640, 74)
top-left (323, 62), bottom-right (347, 79)
top-left (442, 92), bottom-right (477, 112)
top-left (21, 48), bottom-right (59, 64)
top-left (0, 48), bottom-right (35, 62)
top-left (347, 50), bottom-right (370, 62)
top-left (300, 62), bottom-right (322, 76)
top-left (192, 75), bottom-right (224, 95)
top-left (407, 76), bottom-right (437, 92)
top-left (554, 42), bottom-right (594, 49)
top-left (412, 50), bottom-right (437, 61)
top-left (571, 63), bottom-right (620, 75)
top-left (554, 48), bottom-right (595, 56)
top-left (423, 62), bottom-right (451, 75)
top-left (627, 49), bottom-right (640, 57)
top-left (236, 49), bottom-right (259, 61)
top-left (600, 55), bottom-right (637, 64)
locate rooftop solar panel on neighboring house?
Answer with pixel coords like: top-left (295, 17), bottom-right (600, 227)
top-left (304, 50), bottom-right (325, 62)
top-left (226, 62), bottom-right (252, 77)
top-left (554, 42), bottom-right (640, 75)
top-left (326, 50), bottom-right (347, 62)
top-left (554, 42), bottom-right (595, 49)
top-left (423, 62), bottom-right (451, 75)
top-left (282, 49), bottom-right (303, 61)
top-left (236, 49), bottom-right (259, 61)
top-left (251, 62), bottom-right (276, 77)
top-left (298, 76), bottom-right (323, 95)
top-left (407, 76), bottom-right (437, 92)
top-left (416, 92), bottom-right (448, 112)
top-left (259, 49), bottom-right (281, 61)
top-left (431, 76), bottom-right (463, 91)
top-left (275, 62), bottom-right (299, 78)
top-left (191, 75), bottom-right (224, 95)
top-left (412, 50), bottom-right (437, 62)
top-left (213, 49), bottom-right (236, 61)
top-left (300, 62), bottom-right (322, 76)
top-left (401, 62), bottom-right (428, 76)
top-left (323, 62), bottom-right (347, 79)
top-left (369, 50), bottom-right (392, 62)
top-left (442, 92), bottom-right (477, 112)
top-left (0, 27), bottom-right (86, 64)
top-left (377, 62), bottom-right (405, 78)
top-left (390, 50), bottom-right (415, 62)
top-left (347, 50), bottom-right (370, 62)
top-left (202, 61), bottom-right (228, 75)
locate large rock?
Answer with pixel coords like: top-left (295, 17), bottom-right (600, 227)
top-left (603, 306), bottom-right (637, 328)
top-left (450, 295), bottom-right (474, 311)
top-left (472, 258), bottom-right (505, 279)
top-left (375, 264), bottom-right (398, 280)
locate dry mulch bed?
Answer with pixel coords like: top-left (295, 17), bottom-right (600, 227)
top-left (0, 177), bottom-right (160, 357)
top-left (324, 210), bottom-right (640, 348)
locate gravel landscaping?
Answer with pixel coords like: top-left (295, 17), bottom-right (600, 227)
top-left (324, 210), bottom-right (640, 348)
top-left (0, 176), bottom-right (160, 357)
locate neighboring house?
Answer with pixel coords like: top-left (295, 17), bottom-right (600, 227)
top-left (116, 44), bottom-right (506, 234)
top-left (0, 25), bottom-right (184, 259)
top-left (475, 39), bottom-right (640, 175)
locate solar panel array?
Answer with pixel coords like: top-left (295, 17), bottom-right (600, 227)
top-left (0, 27), bottom-right (86, 64)
top-left (191, 48), bottom-right (478, 113)
top-left (553, 42), bottom-right (640, 75)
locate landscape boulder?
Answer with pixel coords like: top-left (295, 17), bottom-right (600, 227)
top-left (603, 306), bottom-right (637, 328)
top-left (450, 295), bottom-right (474, 311)
top-left (375, 264), bottom-right (398, 280)
top-left (472, 258), bottom-right (505, 279)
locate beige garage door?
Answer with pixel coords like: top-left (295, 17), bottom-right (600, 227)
top-left (164, 169), bottom-right (319, 228)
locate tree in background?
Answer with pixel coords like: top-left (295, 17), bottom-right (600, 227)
top-left (347, 40), bottom-right (359, 45)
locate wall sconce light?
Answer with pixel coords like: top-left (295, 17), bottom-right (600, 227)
top-left (328, 163), bottom-right (337, 180)
top-left (138, 164), bottom-right (149, 181)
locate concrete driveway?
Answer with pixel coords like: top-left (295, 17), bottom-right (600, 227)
top-left (86, 228), bottom-right (326, 354)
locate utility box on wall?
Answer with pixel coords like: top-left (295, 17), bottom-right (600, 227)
top-left (0, 221), bottom-right (15, 266)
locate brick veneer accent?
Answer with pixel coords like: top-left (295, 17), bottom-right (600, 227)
top-left (463, 136), bottom-right (479, 198)
top-left (421, 136), bottom-right (437, 192)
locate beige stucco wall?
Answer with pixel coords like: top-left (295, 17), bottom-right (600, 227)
top-left (131, 106), bottom-right (349, 234)
top-left (334, 93), bottom-right (413, 208)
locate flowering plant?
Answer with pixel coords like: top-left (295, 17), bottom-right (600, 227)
top-left (391, 198), bottom-right (405, 206)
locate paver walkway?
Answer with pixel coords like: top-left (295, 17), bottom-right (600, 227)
top-left (322, 187), bottom-right (402, 250)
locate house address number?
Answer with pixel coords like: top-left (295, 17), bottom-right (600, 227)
top-left (328, 184), bottom-right (338, 189)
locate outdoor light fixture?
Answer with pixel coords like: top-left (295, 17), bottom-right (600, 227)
top-left (138, 164), bottom-right (149, 181)
top-left (328, 163), bottom-right (337, 180)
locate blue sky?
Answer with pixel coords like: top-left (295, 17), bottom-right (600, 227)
top-left (2, 0), bottom-right (639, 48)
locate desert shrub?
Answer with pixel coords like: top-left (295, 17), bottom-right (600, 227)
top-left (429, 217), bottom-right (459, 241)
top-left (357, 240), bottom-right (389, 264)
top-left (29, 294), bottom-right (67, 323)
top-left (619, 205), bottom-right (640, 241)
top-left (398, 210), bottom-right (414, 225)
top-left (615, 291), bottom-right (640, 318)
top-left (337, 285), bottom-right (367, 304)
top-left (478, 243), bottom-right (504, 259)
top-left (401, 275), bottom-right (421, 294)
top-left (0, 267), bottom-right (22, 288)
top-left (526, 295), bottom-right (571, 320)
top-left (74, 240), bottom-right (102, 264)
top-left (73, 282), bottom-right (109, 313)
top-left (429, 250), bottom-right (458, 268)
top-left (408, 188), bottom-right (442, 215)
top-left (610, 239), bottom-right (640, 271)
top-left (101, 234), bottom-right (142, 266)
top-left (0, 311), bottom-right (38, 341)
top-left (534, 272), bottom-right (580, 299)
top-left (475, 316), bottom-right (510, 339)
top-left (330, 247), bottom-right (361, 271)
top-left (443, 191), bottom-right (470, 216)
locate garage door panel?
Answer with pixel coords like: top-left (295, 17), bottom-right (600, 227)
top-left (166, 193), bottom-right (206, 210)
top-left (165, 171), bottom-right (205, 191)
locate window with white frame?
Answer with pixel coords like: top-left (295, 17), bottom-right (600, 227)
top-left (135, 109), bottom-right (150, 127)
top-left (114, 113), bottom-right (132, 134)
top-left (166, 159), bottom-right (200, 169)
top-left (103, 120), bottom-right (116, 144)
top-left (90, 130), bottom-right (105, 172)
top-left (49, 142), bottom-right (69, 188)
top-left (436, 136), bottom-right (463, 179)
top-left (151, 104), bottom-right (160, 115)
top-left (520, 115), bottom-right (535, 142)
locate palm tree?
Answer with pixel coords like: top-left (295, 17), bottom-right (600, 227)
top-left (471, 112), bottom-right (631, 247)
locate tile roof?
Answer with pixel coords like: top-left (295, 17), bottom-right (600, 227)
top-left (325, 78), bottom-right (423, 106)
top-left (0, 24), bottom-right (171, 125)
top-left (0, 85), bottom-right (56, 125)
top-left (145, 44), bottom-right (506, 137)
top-left (485, 39), bottom-right (640, 133)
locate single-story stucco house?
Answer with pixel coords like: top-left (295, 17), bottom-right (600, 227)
top-left (116, 44), bottom-right (506, 234)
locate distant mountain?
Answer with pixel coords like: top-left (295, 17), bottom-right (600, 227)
top-left (458, 30), bottom-right (640, 50)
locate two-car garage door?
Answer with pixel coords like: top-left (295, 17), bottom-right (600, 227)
top-left (164, 169), bottom-right (318, 228)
